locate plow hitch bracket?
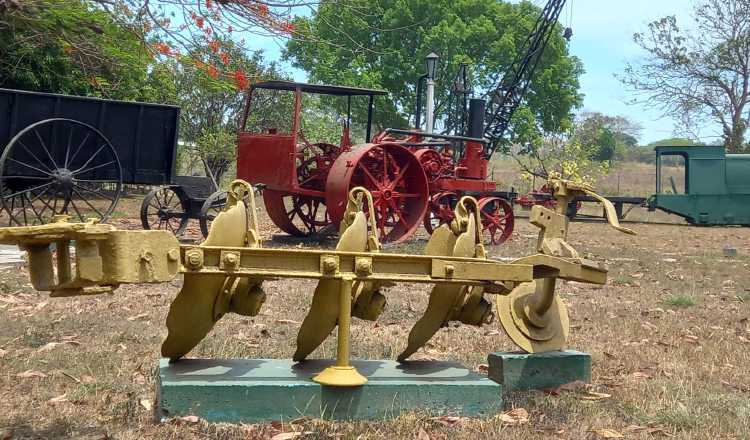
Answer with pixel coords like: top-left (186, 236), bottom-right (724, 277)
top-left (0, 178), bottom-right (634, 386)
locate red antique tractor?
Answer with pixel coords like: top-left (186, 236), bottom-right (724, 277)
top-left (236, 81), bottom-right (515, 244)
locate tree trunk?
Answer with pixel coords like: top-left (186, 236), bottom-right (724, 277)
top-left (725, 119), bottom-right (748, 153)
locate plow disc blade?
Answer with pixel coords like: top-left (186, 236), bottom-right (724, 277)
top-left (398, 213), bottom-right (479, 362)
top-left (293, 278), bottom-right (340, 362)
top-left (497, 280), bottom-right (570, 353)
top-left (162, 190), bottom-right (260, 360)
top-left (294, 210), bottom-right (377, 362)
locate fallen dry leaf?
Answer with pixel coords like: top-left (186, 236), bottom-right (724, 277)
top-left (430, 415), bottom-right (468, 427)
top-left (647, 427), bottom-right (675, 437)
top-left (683, 334), bottom-right (700, 344)
top-left (47, 394), bottom-right (68, 404)
top-left (631, 371), bottom-right (651, 380)
top-left (416, 427), bottom-right (431, 440)
top-left (545, 379), bottom-right (587, 395)
top-left (178, 415), bottom-right (200, 424)
top-left (127, 313), bottom-right (149, 321)
top-left (590, 428), bottom-right (624, 438)
top-left (270, 433), bottom-right (302, 440)
top-left (139, 399), bottom-right (153, 411)
top-left (16, 370), bottom-right (47, 379)
top-left (497, 408), bottom-right (529, 425)
top-left (274, 319), bottom-right (300, 325)
top-left (37, 342), bottom-right (63, 352)
top-left (476, 364), bottom-right (489, 373)
top-left (623, 425), bottom-right (647, 433)
top-left (579, 391), bottom-right (612, 401)
top-left (0, 348), bottom-right (6, 358)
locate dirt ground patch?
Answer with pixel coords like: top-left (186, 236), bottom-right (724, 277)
top-left (0, 203), bottom-right (749, 439)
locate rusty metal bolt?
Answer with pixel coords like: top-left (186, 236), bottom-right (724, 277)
top-left (185, 249), bottom-right (204, 270)
top-left (355, 258), bottom-right (372, 276)
top-left (223, 252), bottom-right (239, 269)
top-left (444, 264), bottom-right (455, 277)
top-left (321, 256), bottom-right (338, 274)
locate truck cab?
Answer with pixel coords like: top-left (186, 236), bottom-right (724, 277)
top-left (650, 146), bottom-right (750, 225)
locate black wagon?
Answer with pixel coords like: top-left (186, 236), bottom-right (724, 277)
top-left (0, 88), bottom-right (221, 234)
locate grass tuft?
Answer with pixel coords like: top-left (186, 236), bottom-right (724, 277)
top-left (661, 294), bottom-right (697, 308)
top-left (656, 405), bottom-right (699, 431)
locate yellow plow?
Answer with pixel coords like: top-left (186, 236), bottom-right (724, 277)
top-left (0, 177), bottom-right (634, 387)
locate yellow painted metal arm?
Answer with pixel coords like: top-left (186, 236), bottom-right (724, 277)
top-left (581, 188), bottom-right (636, 235)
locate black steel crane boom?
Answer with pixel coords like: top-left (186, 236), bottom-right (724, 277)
top-left (483, 0), bottom-right (569, 158)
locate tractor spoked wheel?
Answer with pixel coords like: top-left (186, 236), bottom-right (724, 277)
top-left (296, 143), bottom-right (339, 191)
top-left (414, 148), bottom-right (443, 185)
top-left (140, 186), bottom-right (189, 235)
top-left (0, 118), bottom-right (122, 226)
top-left (477, 196), bottom-right (514, 245)
top-left (199, 190), bottom-right (228, 238)
top-left (423, 191), bottom-right (458, 234)
top-left (263, 189), bottom-right (332, 237)
top-left (326, 143), bottom-right (429, 243)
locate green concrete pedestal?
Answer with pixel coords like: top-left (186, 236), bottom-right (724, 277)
top-left (487, 350), bottom-right (591, 391)
top-left (157, 358), bottom-right (502, 422)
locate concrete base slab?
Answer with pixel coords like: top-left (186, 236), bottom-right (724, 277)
top-left (487, 350), bottom-right (591, 391)
top-left (157, 358), bottom-right (502, 422)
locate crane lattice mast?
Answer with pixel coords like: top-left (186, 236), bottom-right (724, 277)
top-left (483, 0), bottom-right (570, 158)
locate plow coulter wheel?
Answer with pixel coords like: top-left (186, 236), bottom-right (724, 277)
top-left (477, 197), bottom-right (514, 245)
top-left (263, 189), bottom-right (332, 236)
top-left (423, 191), bottom-right (458, 234)
top-left (326, 143), bottom-right (429, 243)
top-left (140, 186), bottom-right (189, 235)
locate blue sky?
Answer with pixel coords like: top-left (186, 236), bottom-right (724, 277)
top-left (245, 0), bottom-right (709, 145)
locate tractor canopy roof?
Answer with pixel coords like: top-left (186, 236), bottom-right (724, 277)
top-left (250, 81), bottom-right (388, 97)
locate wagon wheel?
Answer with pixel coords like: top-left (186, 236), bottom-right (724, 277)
top-left (0, 118), bottom-right (122, 226)
top-left (199, 190), bottom-right (227, 238)
top-left (477, 197), bottom-right (515, 245)
top-left (263, 189), bottom-right (332, 236)
top-left (423, 191), bottom-right (458, 234)
top-left (326, 143), bottom-right (429, 243)
top-left (140, 186), bottom-right (189, 235)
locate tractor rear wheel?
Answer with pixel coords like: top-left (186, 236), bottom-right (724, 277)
top-left (263, 189), bottom-right (332, 236)
top-left (325, 143), bottom-right (429, 243)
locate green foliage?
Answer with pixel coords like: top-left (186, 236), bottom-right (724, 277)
top-left (155, 39), bottom-right (285, 180)
top-left (621, 0), bottom-right (750, 153)
top-left (572, 112), bottom-right (642, 163)
top-left (513, 135), bottom-right (610, 186)
top-left (0, 0), bottom-right (154, 100)
top-left (647, 138), bottom-right (700, 148)
top-left (284, 0), bottom-right (583, 145)
top-left (195, 128), bottom-right (236, 184)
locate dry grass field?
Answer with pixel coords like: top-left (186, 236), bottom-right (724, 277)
top-left (1, 162), bottom-right (749, 440)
